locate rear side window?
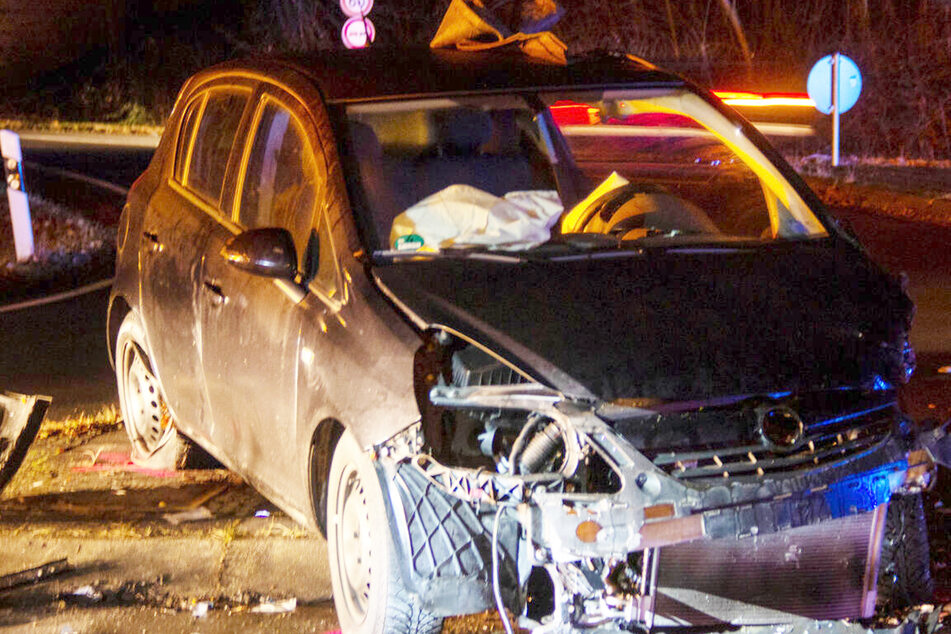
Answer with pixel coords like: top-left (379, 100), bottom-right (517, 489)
top-left (184, 89), bottom-right (249, 204)
top-left (237, 99), bottom-right (318, 267)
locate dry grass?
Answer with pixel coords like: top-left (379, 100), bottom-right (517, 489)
top-left (0, 194), bottom-right (114, 271)
top-left (38, 405), bottom-right (123, 442)
top-left (0, 118), bottom-right (163, 137)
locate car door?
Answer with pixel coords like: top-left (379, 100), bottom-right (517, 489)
top-left (198, 88), bottom-right (334, 492)
top-left (139, 84), bottom-right (252, 432)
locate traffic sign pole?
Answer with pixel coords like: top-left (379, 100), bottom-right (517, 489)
top-left (807, 53), bottom-right (861, 168)
top-left (832, 52), bottom-right (840, 167)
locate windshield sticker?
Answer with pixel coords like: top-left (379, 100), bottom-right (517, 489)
top-left (394, 233), bottom-right (425, 251)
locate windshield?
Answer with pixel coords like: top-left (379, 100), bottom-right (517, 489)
top-left (343, 89), bottom-right (827, 255)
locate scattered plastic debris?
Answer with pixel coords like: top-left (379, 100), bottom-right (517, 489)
top-left (254, 509), bottom-right (270, 518)
top-left (71, 451), bottom-right (178, 478)
top-left (70, 585), bottom-right (102, 602)
top-left (163, 506), bottom-right (213, 525)
top-left (0, 558), bottom-right (70, 591)
top-left (192, 600), bottom-right (212, 618)
top-left (250, 597), bottom-right (297, 614)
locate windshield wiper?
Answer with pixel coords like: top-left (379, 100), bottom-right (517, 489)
top-left (373, 246), bottom-right (525, 264)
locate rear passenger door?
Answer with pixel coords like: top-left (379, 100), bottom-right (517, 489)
top-left (140, 84), bottom-right (251, 435)
top-left (198, 88), bottom-right (334, 492)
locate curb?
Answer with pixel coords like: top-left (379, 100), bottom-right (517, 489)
top-left (807, 178), bottom-right (951, 227)
top-left (0, 278), bottom-right (114, 314)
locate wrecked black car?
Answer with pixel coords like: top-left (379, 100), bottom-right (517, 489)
top-left (107, 47), bottom-right (944, 633)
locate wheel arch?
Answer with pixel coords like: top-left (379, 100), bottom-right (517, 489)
top-left (308, 417), bottom-right (345, 537)
top-left (107, 294), bottom-right (133, 369)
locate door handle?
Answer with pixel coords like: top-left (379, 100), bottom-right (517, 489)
top-left (202, 280), bottom-right (227, 306)
top-left (142, 231), bottom-right (164, 253)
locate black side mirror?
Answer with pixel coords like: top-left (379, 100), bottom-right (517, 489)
top-left (222, 227), bottom-right (298, 279)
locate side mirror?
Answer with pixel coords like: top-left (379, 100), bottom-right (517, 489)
top-left (222, 227), bottom-right (298, 279)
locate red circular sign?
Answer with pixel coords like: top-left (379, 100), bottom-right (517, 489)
top-left (341, 16), bottom-right (375, 49)
top-left (340, 0), bottom-right (373, 17)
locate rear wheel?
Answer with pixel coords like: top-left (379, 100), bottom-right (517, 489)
top-left (115, 312), bottom-right (193, 471)
top-left (326, 429), bottom-right (442, 634)
top-left (877, 493), bottom-right (935, 610)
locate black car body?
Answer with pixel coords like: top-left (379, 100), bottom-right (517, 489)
top-left (107, 48), bottom-right (941, 633)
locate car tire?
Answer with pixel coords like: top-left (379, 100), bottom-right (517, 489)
top-left (877, 492), bottom-right (935, 610)
top-left (115, 311), bottom-right (195, 471)
top-left (327, 428), bottom-right (442, 634)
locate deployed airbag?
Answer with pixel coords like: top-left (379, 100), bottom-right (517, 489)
top-left (389, 185), bottom-right (562, 251)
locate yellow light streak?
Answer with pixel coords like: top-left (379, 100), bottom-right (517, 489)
top-left (713, 91), bottom-right (816, 108)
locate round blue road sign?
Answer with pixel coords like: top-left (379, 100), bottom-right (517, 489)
top-left (807, 54), bottom-right (863, 115)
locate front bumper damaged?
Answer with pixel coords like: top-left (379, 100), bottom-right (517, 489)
top-left (375, 385), bottom-right (938, 632)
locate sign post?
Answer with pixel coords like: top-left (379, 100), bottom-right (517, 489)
top-left (807, 53), bottom-right (862, 167)
top-left (0, 130), bottom-right (34, 261)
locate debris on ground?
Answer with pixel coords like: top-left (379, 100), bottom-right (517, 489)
top-left (69, 585), bottom-right (103, 602)
top-left (0, 391), bottom-right (51, 493)
top-left (250, 597), bottom-right (297, 614)
top-left (191, 600), bottom-right (212, 618)
top-left (0, 558), bottom-right (69, 591)
top-left (72, 450), bottom-right (178, 478)
top-left (162, 506), bottom-right (213, 525)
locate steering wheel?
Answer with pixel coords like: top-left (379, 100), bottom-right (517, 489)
top-left (570, 182), bottom-right (669, 234)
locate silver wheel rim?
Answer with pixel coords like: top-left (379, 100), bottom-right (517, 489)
top-left (121, 341), bottom-right (171, 454)
top-left (335, 464), bottom-right (373, 620)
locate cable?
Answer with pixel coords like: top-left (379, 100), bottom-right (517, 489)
top-left (492, 506), bottom-right (515, 634)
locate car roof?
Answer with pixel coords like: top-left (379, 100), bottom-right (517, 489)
top-left (203, 47), bottom-right (686, 103)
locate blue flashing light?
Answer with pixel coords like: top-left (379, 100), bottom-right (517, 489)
top-left (808, 402), bottom-right (893, 431)
top-left (871, 375), bottom-right (892, 391)
top-left (822, 460), bottom-right (906, 519)
top-left (767, 391), bottom-right (793, 400)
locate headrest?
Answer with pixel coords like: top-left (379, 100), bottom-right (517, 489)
top-left (437, 108), bottom-right (492, 153)
top-left (349, 121), bottom-right (382, 160)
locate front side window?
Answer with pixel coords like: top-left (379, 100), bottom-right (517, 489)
top-left (238, 98), bottom-right (318, 270)
top-left (185, 89), bottom-right (249, 204)
top-left (344, 89), bottom-right (827, 255)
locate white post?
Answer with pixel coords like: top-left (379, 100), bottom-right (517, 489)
top-left (1, 129), bottom-right (34, 261)
top-left (832, 52), bottom-right (840, 167)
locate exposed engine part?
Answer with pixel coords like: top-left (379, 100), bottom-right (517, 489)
top-left (604, 553), bottom-right (643, 597)
top-left (453, 344), bottom-right (529, 388)
top-left (413, 333), bottom-right (455, 460)
top-left (520, 560), bottom-right (646, 633)
top-left (515, 420), bottom-right (565, 475)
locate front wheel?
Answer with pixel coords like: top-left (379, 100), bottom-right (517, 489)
top-left (877, 493), bottom-right (935, 611)
top-left (326, 429), bottom-right (442, 634)
top-left (115, 312), bottom-right (192, 471)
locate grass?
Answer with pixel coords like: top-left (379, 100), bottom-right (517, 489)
top-left (37, 405), bottom-right (123, 442)
top-left (0, 118), bottom-right (163, 137)
top-left (0, 194), bottom-right (114, 270)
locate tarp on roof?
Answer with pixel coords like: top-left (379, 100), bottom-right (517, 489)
top-left (430, 0), bottom-right (567, 65)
